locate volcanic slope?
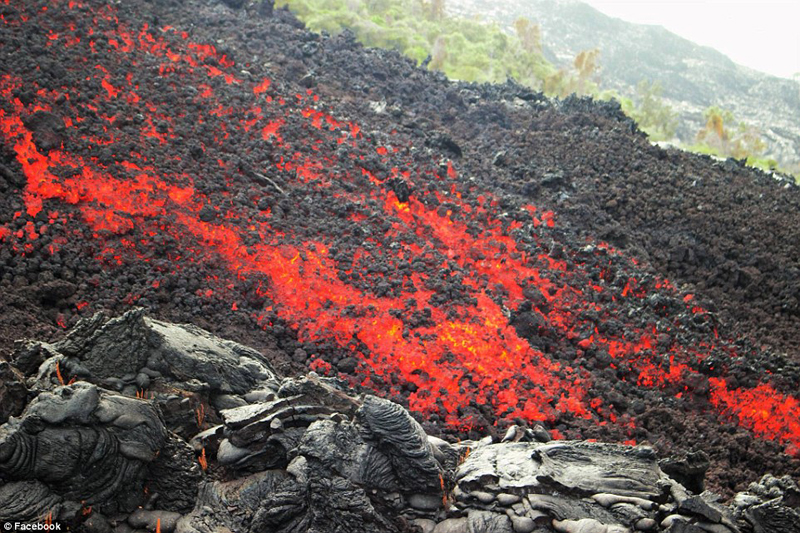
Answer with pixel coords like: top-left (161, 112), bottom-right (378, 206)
top-left (0, 0), bottom-right (799, 495)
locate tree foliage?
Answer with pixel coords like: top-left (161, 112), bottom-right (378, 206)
top-left (625, 80), bottom-right (678, 141)
top-left (542, 48), bottom-right (601, 98)
top-left (275, 0), bottom-right (557, 86)
top-left (695, 106), bottom-right (767, 160)
top-left (513, 17), bottom-right (541, 54)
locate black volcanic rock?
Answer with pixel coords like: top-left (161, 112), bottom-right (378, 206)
top-left (357, 395), bottom-right (444, 493)
top-left (21, 111), bottom-right (65, 152)
top-left (44, 309), bottom-right (280, 395)
top-left (0, 382), bottom-right (198, 515)
top-left (0, 313), bottom-right (797, 531)
top-left (0, 361), bottom-right (27, 424)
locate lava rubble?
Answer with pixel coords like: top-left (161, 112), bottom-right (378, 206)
top-left (0, 0), bottom-right (798, 513)
top-left (1, 310), bottom-right (799, 532)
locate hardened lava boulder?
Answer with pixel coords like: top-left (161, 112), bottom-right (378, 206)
top-left (178, 393), bottom-right (449, 533)
top-left (45, 308), bottom-right (280, 396)
top-left (0, 382), bottom-right (200, 520)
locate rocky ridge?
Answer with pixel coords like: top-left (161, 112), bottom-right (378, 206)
top-left (1, 311), bottom-right (799, 533)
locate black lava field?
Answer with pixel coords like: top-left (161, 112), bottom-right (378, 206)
top-left (1, 0), bottom-right (799, 496)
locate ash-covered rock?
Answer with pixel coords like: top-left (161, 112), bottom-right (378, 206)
top-left (0, 314), bottom-right (796, 532)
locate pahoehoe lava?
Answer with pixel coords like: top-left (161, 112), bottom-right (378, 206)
top-left (0, 0), bottom-right (799, 515)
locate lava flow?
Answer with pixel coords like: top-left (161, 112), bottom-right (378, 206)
top-left (1, 0), bottom-right (799, 486)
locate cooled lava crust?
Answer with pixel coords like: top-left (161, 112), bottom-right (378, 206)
top-left (1, 0), bottom-right (799, 496)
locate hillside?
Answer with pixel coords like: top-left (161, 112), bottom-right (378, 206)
top-left (449, 0), bottom-right (800, 172)
top-left (0, 0), bottom-right (799, 529)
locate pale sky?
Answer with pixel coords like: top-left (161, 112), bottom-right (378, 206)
top-left (581, 0), bottom-right (800, 79)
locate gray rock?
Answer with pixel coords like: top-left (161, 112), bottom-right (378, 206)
top-left (661, 515), bottom-right (689, 528)
top-left (694, 523), bottom-right (733, 533)
top-left (189, 425), bottom-right (224, 454)
top-left (458, 440), bottom-right (663, 503)
top-left (357, 395), bottom-right (444, 492)
top-left (433, 518), bottom-right (469, 533)
top-left (497, 493), bottom-right (522, 506)
top-left (176, 470), bottom-right (305, 533)
top-left (211, 394), bottom-right (246, 410)
top-left (243, 389), bottom-right (274, 403)
top-left (0, 383), bottom-right (193, 514)
top-left (526, 494), bottom-right (619, 524)
top-left (0, 480), bottom-right (62, 521)
top-left (678, 496), bottom-right (722, 523)
top-left (52, 310), bottom-right (279, 395)
top-left (472, 490), bottom-right (496, 504)
top-left (468, 510), bottom-right (513, 533)
top-left (411, 518), bottom-right (437, 533)
top-left (135, 372), bottom-right (151, 390)
top-left (531, 424), bottom-right (552, 443)
top-left (145, 316), bottom-right (279, 395)
top-left (286, 455), bottom-right (308, 483)
top-left (52, 311), bottom-right (152, 378)
top-left (408, 493), bottom-right (442, 511)
top-left (659, 450), bottom-right (710, 494)
top-left (146, 436), bottom-right (201, 512)
top-left (635, 518), bottom-right (657, 530)
top-left (297, 418), bottom-right (398, 491)
top-left (552, 518), bottom-right (628, 533)
top-left (216, 438), bottom-right (251, 465)
top-left (0, 361), bottom-right (28, 424)
top-left (221, 396), bottom-right (336, 448)
top-left (12, 340), bottom-right (53, 375)
top-left (507, 514), bottom-right (535, 533)
top-left (592, 493), bottom-right (656, 510)
top-left (177, 470), bottom-right (401, 533)
top-left (607, 502), bottom-right (649, 527)
top-left (457, 443), bottom-right (539, 492)
top-left (534, 441), bottom-right (664, 499)
top-left (667, 522), bottom-right (706, 533)
top-left (277, 373), bottom-right (361, 412)
top-left (84, 513), bottom-right (113, 533)
top-left (128, 509), bottom-right (182, 532)
top-left (139, 367), bottom-right (162, 379)
top-left (745, 499), bottom-right (800, 533)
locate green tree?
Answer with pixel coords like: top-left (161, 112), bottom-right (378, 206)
top-left (628, 80), bottom-right (677, 141)
top-left (277, 0), bottom-right (556, 87)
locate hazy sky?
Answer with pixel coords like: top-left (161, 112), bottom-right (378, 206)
top-left (581, 0), bottom-right (800, 79)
